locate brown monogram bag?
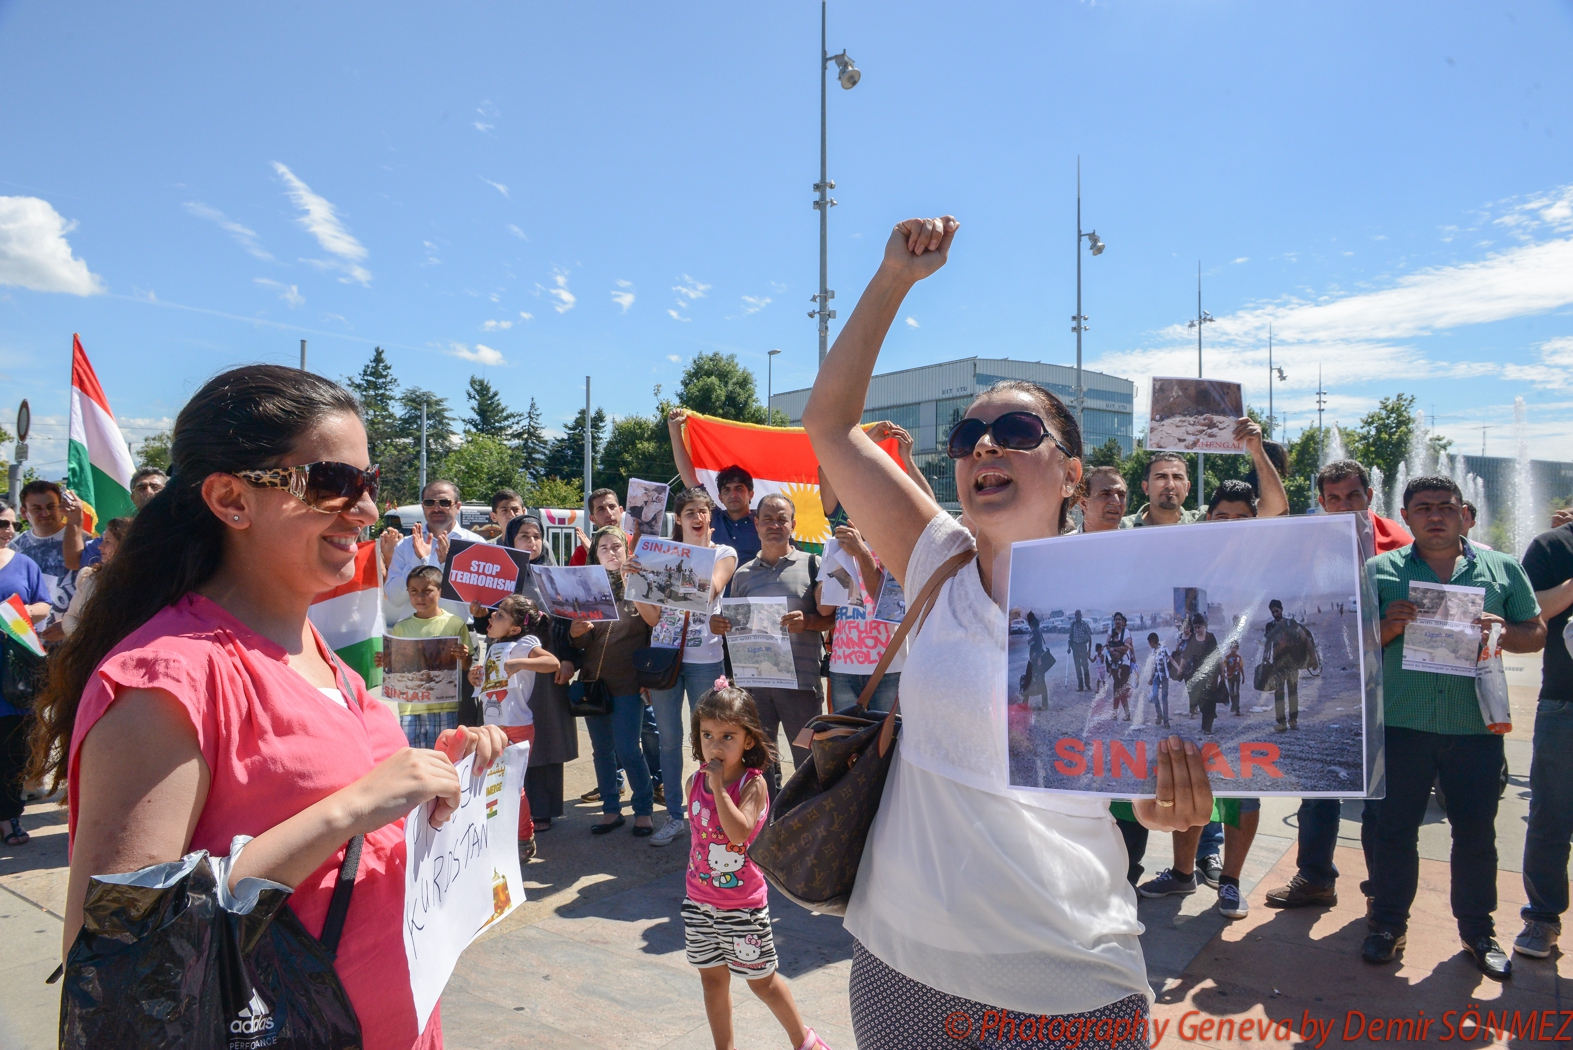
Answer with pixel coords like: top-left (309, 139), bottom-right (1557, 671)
top-left (747, 549), bottom-right (976, 915)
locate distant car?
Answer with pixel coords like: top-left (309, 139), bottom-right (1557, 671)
top-left (1009, 618), bottom-right (1031, 635)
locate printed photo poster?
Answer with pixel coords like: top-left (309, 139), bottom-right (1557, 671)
top-left (1147, 377), bottom-right (1246, 454)
top-left (403, 744), bottom-right (529, 1033)
top-left (872, 571), bottom-right (907, 624)
top-left (818, 537), bottom-right (863, 608)
top-left (383, 636), bottom-right (463, 708)
top-left (1401, 581), bottom-right (1486, 677)
top-left (533, 565), bottom-right (619, 621)
top-left (440, 539), bottom-right (532, 609)
top-left (719, 598), bottom-right (799, 689)
top-left (621, 478), bottom-right (670, 539)
top-left (1004, 515), bottom-right (1377, 798)
top-left (625, 535), bottom-right (718, 615)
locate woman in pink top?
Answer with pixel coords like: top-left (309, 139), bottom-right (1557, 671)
top-left (27, 365), bottom-right (509, 1049)
top-left (682, 681), bottom-right (832, 1050)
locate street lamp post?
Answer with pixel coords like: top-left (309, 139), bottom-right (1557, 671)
top-left (1186, 262), bottom-right (1215, 508)
top-left (810, 0), bottom-right (859, 368)
top-left (1267, 322), bottom-right (1285, 438)
top-left (767, 348), bottom-right (781, 422)
top-left (1072, 157), bottom-right (1105, 440)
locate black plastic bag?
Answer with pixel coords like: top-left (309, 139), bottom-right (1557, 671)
top-left (59, 837), bottom-right (363, 1050)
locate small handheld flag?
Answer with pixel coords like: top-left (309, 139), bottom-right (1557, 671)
top-left (0, 595), bottom-right (46, 658)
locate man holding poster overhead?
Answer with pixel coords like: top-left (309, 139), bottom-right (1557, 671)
top-left (1120, 417), bottom-right (1286, 527)
top-left (1364, 474), bottom-right (1542, 975)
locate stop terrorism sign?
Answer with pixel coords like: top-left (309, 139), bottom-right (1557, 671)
top-left (440, 540), bottom-right (529, 608)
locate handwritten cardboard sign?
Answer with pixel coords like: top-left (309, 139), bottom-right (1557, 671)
top-left (403, 743), bottom-right (529, 1032)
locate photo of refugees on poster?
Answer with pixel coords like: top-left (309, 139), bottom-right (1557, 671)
top-left (624, 535), bottom-right (717, 615)
top-left (718, 598), bottom-right (799, 689)
top-left (1147, 376), bottom-right (1247, 453)
top-left (383, 636), bottom-right (463, 707)
top-left (532, 565), bottom-right (619, 621)
top-left (1005, 514), bottom-right (1376, 797)
top-left (621, 477), bottom-right (669, 539)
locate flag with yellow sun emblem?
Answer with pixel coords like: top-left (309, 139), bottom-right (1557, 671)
top-left (680, 412), bottom-right (903, 551)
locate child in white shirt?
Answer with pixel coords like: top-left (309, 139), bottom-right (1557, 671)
top-left (1090, 643), bottom-right (1108, 695)
top-left (468, 595), bottom-right (559, 858)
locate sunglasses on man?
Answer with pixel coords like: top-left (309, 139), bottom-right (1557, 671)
top-left (946, 411), bottom-right (1074, 461)
top-left (234, 461), bottom-right (380, 514)
top-left (421, 497), bottom-right (456, 509)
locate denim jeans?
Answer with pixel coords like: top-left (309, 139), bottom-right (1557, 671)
top-left (829, 670), bottom-right (901, 714)
top-left (585, 693), bottom-right (655, 817)
top-left (648, 659), bottom-right (724, 821)
top-left (1295, 797), bottom-right (1343, 887)
top-left (1523, 698), bottom-right (1573, 923)
top-left (1117, 818), bottom-right (1222, 879)
top-left (1367, 726), bottom-right (1503, 939)
top-left (1148, 677), bottom-right (1169, 724)
top-left (642, 702), bottom-right (662, 785)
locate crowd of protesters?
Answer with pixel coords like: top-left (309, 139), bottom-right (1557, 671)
top-left (2, 218), bottom-right (1570, 1049)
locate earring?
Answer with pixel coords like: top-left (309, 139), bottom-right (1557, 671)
top-left (232, 515), bottom-right (240, 521)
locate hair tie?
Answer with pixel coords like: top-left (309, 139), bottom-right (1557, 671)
top-left (714, 675), bottom-right (729, 691)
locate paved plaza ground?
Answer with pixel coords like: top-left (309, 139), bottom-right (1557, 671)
top-left (1, 683), bottom-right (1567, 1048)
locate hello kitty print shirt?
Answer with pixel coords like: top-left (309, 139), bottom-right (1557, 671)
top-left (686, 767), bottom-right (770, 909)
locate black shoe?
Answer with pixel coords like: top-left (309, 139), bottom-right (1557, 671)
top-left (1362, 929), bottom-right (1406, 964)
top-left (632, 821), bottom-right (654, 838)
top-left (1265, 874), bottom-right (1337, 909)
top-left (653, 783), bottom-right (665, 806)
top-left (590, 815), bottom-right (626, 835)
top-left (1462, 937), bottom-right (1512, 979)
top-left (1197, 854), bottom-right (1224, 890)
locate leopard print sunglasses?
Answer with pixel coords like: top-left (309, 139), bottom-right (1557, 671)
top-left (233, 461), bottom-right (380, 514)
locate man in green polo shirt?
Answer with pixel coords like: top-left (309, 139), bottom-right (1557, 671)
top-left (1362, 474), bottom-right (1544, 977)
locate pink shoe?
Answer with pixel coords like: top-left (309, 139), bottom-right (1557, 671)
top-left (796, 1028), bottom-right (832, 1050)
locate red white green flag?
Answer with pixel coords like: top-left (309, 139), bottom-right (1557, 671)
top-left (308, 541), bottom-right (383, 687)
top-left (68, 334), bottom-right (137, 531)
top-left (0, 594), bottom-right (46, 658)
top-left (679, 412), bottom-right (902, 548)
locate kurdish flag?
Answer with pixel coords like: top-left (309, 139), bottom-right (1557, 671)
top-left (1, 594), bottom-right (46, 658)
top-left (309, 541), bottom-right (384, 688)
top-left (680, 412), bottom-right (903, 548)
top-left (68, 335), bottom-right (137, 531)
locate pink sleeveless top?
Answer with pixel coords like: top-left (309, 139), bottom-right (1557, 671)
top-left (67, 594), bottom-right (440, 1050)
top-left (685, 768), bottom-right (770, 909)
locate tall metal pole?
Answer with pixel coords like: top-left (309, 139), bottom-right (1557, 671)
top-left (813, 1), bottom-right (834, 367)
top-left (767, 349), bottom-right (781, 421)
top-left (1316, 365), bottom-right (1326, 467)
top-left (299, 339), bottom-right (307, 371)
top-left (583, 377), bottom-right (593, 520)
top-left (1196, 263), bottom-right (1205, 509)
top-left (1074, 159), bottom-right (1085, 436)
top-left (418, 399), bottom-right (428, 497)
top-left (1267, 323), bottom-right (1274, 438)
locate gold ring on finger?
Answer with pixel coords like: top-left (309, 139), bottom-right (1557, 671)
top-left (1156, 798), bottom-right (1175, 808)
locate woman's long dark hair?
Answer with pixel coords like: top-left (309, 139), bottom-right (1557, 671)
top-left (28, 365), bottom-right (363, 790)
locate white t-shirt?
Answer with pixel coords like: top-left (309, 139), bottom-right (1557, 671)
top-left (649, 543), bottom-right (735, 666)
top-left (843, 512), bottom-right (1151, 1015)
top-left (479, 635), bottom-right (541, 727)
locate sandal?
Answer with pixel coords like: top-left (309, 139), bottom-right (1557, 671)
top-left (796, 1028), bottom-right (832, 1050)
top-left (5, 819), bottom-right (29, 847)
top-left (533, 819), bottom-right (552, 833)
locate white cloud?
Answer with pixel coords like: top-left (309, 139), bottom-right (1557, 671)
top-left (611, 281), bottom-right (635, 313)
top-left (1233, 257), bottom-right (1249, 264)
top-left (667, 354), bottom-right (681, 362)
top-left (1494, 184), bottom-right (1573, 239)
top-left (447, 342), bottom-right (506, 366)
top-left (673, 275), bottom-right (710, 302)
top-left (540, 271), bottom-right (575, 313)
top-left (0, 196), bottom-right (105, 295)
top-left (518, 311), bottom-right (533, 320)
top-left (481, 319), bottom-right (513, 331)
top-left (905, 316), bottom-right (920, 328)
top-left (1501, 337), bottom-right (1573, 391)
top-left (421, 240), bottom-right (441, 267)
top-left (740, 295), bottom-right (771, 315)
top-left (480, 177), bottom-right (509, 199)
top-left (184, 202), bottom-right (272, 260)
top-left (474, 100), bottom-right (499, 134)
top-left (668, 309), bottom-right (690, 322)
top-left (271, 162), bottom-right (371, 285)
top-left (253, 277), bottom-right (303, 308)
top-left (507, 224), bottom-right (529, 241)
top-left (474, 121), bottom-right (495, 133)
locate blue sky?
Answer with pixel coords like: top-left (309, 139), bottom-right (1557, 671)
top-left (3, 1), bottom-right (1571, 478)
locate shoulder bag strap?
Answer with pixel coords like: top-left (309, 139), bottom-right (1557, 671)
top-left (318, 834), bottom-right (364, 958)
top-left (859, 548), bottom-right (978, 758)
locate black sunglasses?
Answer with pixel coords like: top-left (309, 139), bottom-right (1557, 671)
top-left (422, 497), bottom-right (456, 509)
top-left (234, 461), bottom-right (380, 514)
top-left (946, 411), bottom-right (1073, 460)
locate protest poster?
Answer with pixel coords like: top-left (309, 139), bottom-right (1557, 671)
top-left (872, 571), bottom-right (907, 624)
top-left (1401, 581), bottom-right (1485, 677)
top-left (1004, 515), bottom-right (1377, 798)
top-left (403, 743), bottom-right (529, 1033)
top-left (382, 636), bottom-right (463, 708)
top-left (624, 535), bottom-right (718, 615)
top-left (532, 565), bottom-right (619, 621)
top-left (621, 478), bottom-right (670, 539)
top-left (719, 598), bottom-right (799, 689)
top-left (818, 537), bottom-right (862, 608)
top-left (439, 539), bottom-right (533, 609)
top-left (1147, 377), bottom-right (1246, 453)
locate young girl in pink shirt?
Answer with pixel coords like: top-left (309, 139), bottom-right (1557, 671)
top-left (683, 679), bottom-right (832, 1050)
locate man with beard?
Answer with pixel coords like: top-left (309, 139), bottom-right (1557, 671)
top-left (1121, 418), bottom-right (1285, 528)
top-left (1080, 466), bottom-right (1128, 534)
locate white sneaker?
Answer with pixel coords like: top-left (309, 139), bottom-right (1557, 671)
top-left (1218, 883), bottom-right (1249, 919)
top-left (650, 816), bottom-right (687, 847)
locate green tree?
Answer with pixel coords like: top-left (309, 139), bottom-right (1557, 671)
top-left (1347, 394), bottom-right (1417, 484)
top-left (442, 434), bottom-right (520, 501)
top-left (518, 475), bottom-right (583, 509)
top-left (346, 347), bottom-right (401, 470)
top-left (138, 430), bottom-right (173, 472)
top-left (679, 352), bottom-right (767, 422)
top-left (463, 376), bottom-right (523, 441)
top-left (542, 407), bottom-right (608, 487)
top-left (601, 412), bottom-right (679, 497)
top-left (1086, 437), bottom-right (1125, 469)
top-left (517, 398), bottom-right (549, 481)
top-left (381, 388), bottom-right (457, 503)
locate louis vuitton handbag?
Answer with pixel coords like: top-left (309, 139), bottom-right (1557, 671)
top-left (747, 549), bottom-right (975, 915)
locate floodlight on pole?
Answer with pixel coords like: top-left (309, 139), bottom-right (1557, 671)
top-left (813, 2), bottom-right (860, 368)
top-left (1185, 262), bottom-right (1216, 507)
top-left (831, 51), bottom-right (860, 89)
top-left (1073, 157), bottom-right (1106, 439)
